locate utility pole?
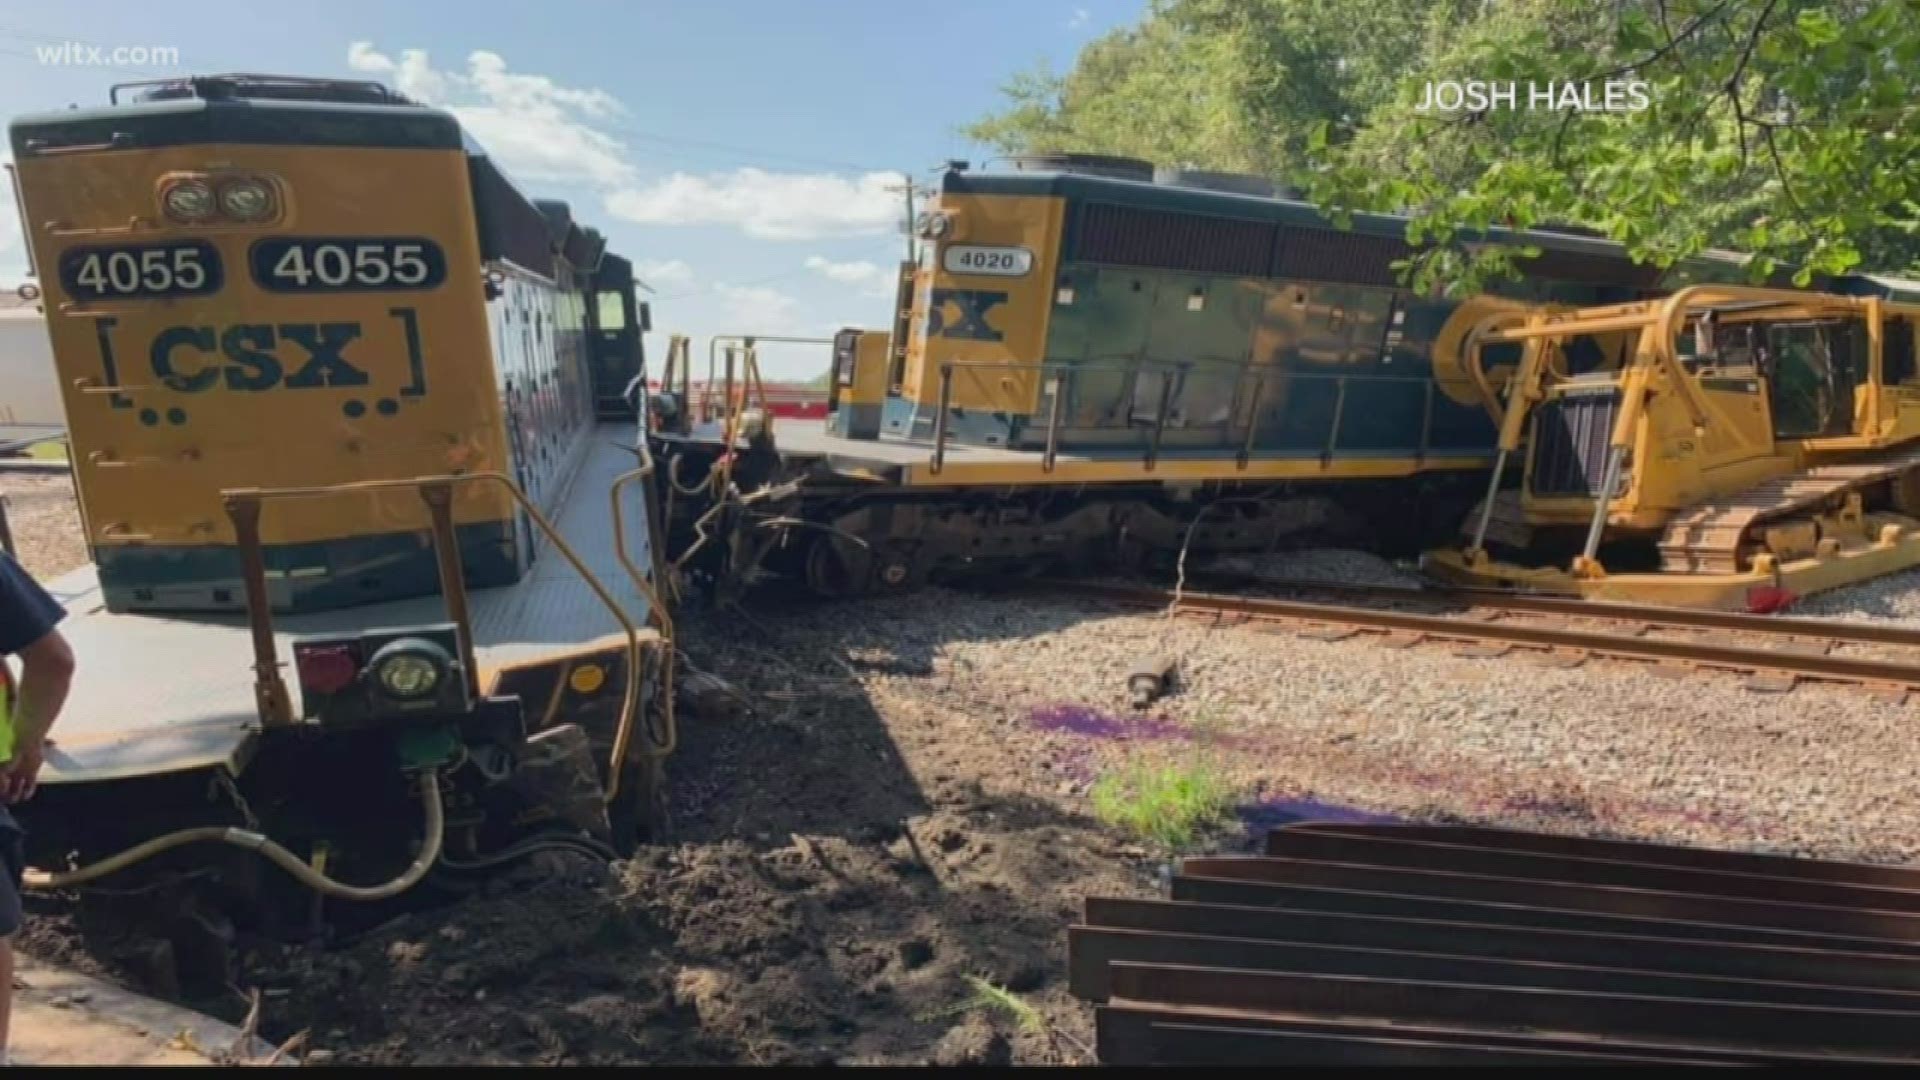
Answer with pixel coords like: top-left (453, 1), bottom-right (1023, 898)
top-left (887, 172), bottom-right (920, 263)
top-left (905, 175), bottom-right (916, 263)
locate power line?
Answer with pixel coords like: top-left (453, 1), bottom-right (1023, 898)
top-left (603, 125), bottom-right (890, 176)
top-left (647, 238), bottom-right (908, 302)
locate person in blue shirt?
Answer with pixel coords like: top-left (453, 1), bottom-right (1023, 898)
top-left (0, 552), bottom-right (75, 1065)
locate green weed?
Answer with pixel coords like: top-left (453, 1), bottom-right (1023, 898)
top-left (1090, 755), bottom-right (1237, 850)
top-left (924, 975), bottom-right (1045, 1035)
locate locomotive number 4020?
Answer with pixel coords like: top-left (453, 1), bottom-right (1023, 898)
top-left (942, 244), bottom-right (1033, 277)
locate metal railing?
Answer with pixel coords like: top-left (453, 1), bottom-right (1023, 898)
top-left (221, 467), bottom-right (675, 804)
top-left (925, 358), bottom-right (1445, 477)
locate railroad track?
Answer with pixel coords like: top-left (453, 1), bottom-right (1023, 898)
top-left (1045, 576), bottom-right (1920, 700)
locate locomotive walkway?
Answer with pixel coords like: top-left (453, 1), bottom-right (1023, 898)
top-left (10, 954), bottom-right (278, 1065)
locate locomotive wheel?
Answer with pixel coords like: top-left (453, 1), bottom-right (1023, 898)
top-left (872, 543), bottom-right (926, 591)
top-left (804, 536), bottom-right (874, 598)
top-left (802, 536), bottom-right (927, 597)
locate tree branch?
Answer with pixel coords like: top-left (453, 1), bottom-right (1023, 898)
top-left (1761, 122), bottom-right (1811, 229)
top-left (1581, 0), bottom-right (1737, 84)
top-left (1724, 0), bottom-right (1779, 175)
top-left (1549, 106), bottom-right (1581, 168)
top-left (1724, 0), bottom-right (1776, 99)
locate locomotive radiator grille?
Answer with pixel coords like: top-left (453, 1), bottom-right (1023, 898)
top-left (1529, 387), bottom-right (1622, 498)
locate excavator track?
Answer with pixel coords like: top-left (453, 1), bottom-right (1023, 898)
top-left (1657, 444), bottom-right (1920, 574)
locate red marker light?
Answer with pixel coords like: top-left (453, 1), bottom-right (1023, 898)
top-left (295, 644), bottom-right (359, 694)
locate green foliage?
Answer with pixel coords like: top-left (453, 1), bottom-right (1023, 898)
top-left (969, 0), bottom-right (1920, 289)
top-left (1090, 755), bottom-right (1237, 850)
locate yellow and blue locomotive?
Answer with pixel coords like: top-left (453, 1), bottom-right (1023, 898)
top-left (10, 73), bottom-right (648, 614)
top-left (646, 155), bottom-right (1754, 598)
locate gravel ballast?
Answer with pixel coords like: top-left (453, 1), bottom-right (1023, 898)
top-left (0, 470), bottom-right (85, 580)
top-left (1785, 567), bottom-right (1920, 628)
top-left (814, 583), bottom-right (1920, 865)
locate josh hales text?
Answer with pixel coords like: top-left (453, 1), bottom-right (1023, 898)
top-left (1416, 80), bottom-right (1651, 112)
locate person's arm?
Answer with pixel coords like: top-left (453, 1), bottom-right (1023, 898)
top-left (0, 555), bottom-right (70, 802)
top-left (13, 626), bottom-right (72, 750)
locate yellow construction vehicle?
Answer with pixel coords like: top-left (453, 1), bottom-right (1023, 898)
top-left (1424, 282), bottom-right (1920, 610)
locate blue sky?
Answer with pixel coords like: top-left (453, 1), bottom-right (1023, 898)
top-left (0, 0), bottom-right (1147, 378)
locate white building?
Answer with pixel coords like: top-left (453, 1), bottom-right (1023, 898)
top-left (0, 292), bottom-right (61, 446)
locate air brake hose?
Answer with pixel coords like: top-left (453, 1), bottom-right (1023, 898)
top-left (22, 769), bottom-right (445, 902)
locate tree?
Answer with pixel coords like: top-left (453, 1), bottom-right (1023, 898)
top-left (968, 0), bottom-right (1473, 176)
top-left (970, 0), bottom-right (1920, 291)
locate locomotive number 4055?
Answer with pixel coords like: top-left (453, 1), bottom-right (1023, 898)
top-left (60, 241), bottom-right (222, 300)
top-left (251, 237), bottom-right (448, 293)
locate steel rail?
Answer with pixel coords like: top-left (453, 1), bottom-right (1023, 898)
top-left (1180, 571), bottom-right (1920, 649)
top-left (1046, 580), bottom-right (1920, 693)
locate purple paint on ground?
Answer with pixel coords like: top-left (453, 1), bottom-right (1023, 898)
top-left (1028, 703), bottom-right (1191, 742)
top-left (1237, 797), bottom-right (1401, 833)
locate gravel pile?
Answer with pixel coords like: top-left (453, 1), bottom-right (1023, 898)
top-left (827, 585), bottom-right (1920, 864)
top-left (1201, 547), bottom-right (1428, 589)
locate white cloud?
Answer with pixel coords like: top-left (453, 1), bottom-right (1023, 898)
top-left (348, 45), bottom-right (905, 246)
top-left (713, 283), bottom-right (808, 333)
top-left (1068, 7), bottom-right (1090, 29)
top-left (347, 43), bottom-right (632, 187)
top-left (803, 256), bottom-right (881, 284)
top-left (804, 256), bottom-right (897, 297)
top-left (605, 169), bottom-right (902, 241)
top-left (634, 258), bottom-right (694, 288)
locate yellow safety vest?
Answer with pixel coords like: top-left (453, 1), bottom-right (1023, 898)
top-left (0, 660), bottom-right (14, 763)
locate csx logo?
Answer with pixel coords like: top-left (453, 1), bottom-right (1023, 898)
top-left (927, 288), bottom-right (1008, 342)
top-left (150, 323), bottom-right (367, 392)
top-left (90, 308), bottom-right (428, 424)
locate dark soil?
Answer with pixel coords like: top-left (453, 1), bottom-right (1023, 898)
top-left (27, 589), bottom-right (1168, 1065)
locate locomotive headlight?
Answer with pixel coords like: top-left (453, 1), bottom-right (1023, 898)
top-left (916, 210), bottom-right (953, 240)
top-left (218, 177), bottom-right (275, 221)
top-left (161, 179), bottom-right (216, 222)
top-left (368, 637), bottom-right (452, 700)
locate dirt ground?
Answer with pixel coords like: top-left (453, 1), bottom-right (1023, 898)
top-left (223, 595), bottom-right (1169, 1065)
top-left (22, 579), bottom-right (1189, 1065)
top-left (0, 465), bottom-right (1182, 1065)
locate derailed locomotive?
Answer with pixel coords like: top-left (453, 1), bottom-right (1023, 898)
top-left (647, 155), bottom-right (1755, 599)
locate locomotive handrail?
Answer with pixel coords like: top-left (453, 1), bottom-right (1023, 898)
top-left (703, 334), bottom-right (834, 423)
top-left (929, 357), bottom-right (1450, 476)
top-left (221, 470), bottom-right (658, 807)
top-left (608, 451), bottom-right (678, 761)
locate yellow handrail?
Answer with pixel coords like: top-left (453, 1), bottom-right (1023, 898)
top-left (222, 470), bottom-right (655, 806)
top-left (608, 446), bottom-right (677, 759)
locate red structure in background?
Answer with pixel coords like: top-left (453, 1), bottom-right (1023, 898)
top-left (757, 383), bottom-right (831, 419)
top-left (645, 380), bottom-right (830, 419)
